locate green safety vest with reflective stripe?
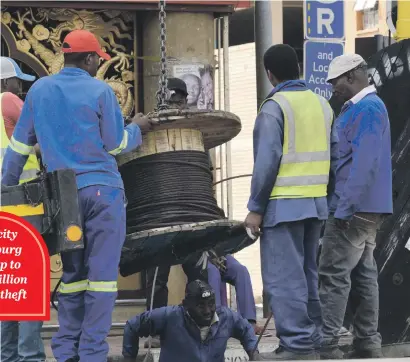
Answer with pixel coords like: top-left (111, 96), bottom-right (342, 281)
top-left (0, 93), bottom-right (40, 184)
top-left (259, 89), bottom-right (333, 199)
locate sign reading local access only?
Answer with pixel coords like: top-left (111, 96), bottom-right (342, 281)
top-left (0, 211), bottom-right (50, 320)
top-left (304, 40), bottom-right (344, 100)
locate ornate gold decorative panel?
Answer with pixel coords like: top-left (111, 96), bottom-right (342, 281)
top-left (1, 6), bottom-right (136, 117)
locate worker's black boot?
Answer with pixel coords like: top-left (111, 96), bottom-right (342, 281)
top-left (320, 339), bottom-right (344, 359)
top-left (345, 348), bottom-right (384, 359)
top-left (320, 346), bottom-right (344, 359)
top-left (261, 346), bottom-right (318, 360)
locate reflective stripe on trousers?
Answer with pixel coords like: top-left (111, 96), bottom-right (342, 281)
top-left (59, 280), bottom-right (117, 294)
top-left (51, 185), bottom-right (126, 362)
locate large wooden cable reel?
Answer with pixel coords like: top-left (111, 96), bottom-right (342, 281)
top-left (116, 0), bottom-right (255, 277)
top-left (117, 109), bottom-right (255, 277)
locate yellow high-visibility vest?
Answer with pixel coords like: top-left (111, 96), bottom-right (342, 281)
top-left (0, 93), bottom-right (40, 184)
top-left (259, 89), bottom-right (334, 199)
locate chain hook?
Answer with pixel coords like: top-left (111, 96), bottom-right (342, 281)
top-left (156, 0), bottom-right (170, 111)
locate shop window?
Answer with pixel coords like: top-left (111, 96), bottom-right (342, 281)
top-left (355, 0), bottom-right (379, 31)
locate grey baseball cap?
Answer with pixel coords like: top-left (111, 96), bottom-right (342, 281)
top-left (326, 54), bottom-right (366, 83)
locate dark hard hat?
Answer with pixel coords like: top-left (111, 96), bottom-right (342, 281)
top-left (168, 77), bottom-right (188, 96)
top-left (185, 280), bottom-right (215, 300)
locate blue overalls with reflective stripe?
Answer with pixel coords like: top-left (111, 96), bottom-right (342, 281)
top-left (247, 80), bottom-right (339, 353)
top-left (1, 67), bottom-right (142, 362)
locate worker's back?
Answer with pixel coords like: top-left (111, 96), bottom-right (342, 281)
top-left (262, 88), bottom-right (333, 200)
top-left (27, 67), bottom-right (124, 190)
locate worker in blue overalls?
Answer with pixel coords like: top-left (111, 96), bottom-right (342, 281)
top-left (319, 54), bottom-right (392, 359)
top-left (1, 29), bottom-right (152, 362)
top-left (123, 280), bottom-right (261, 361)
top-left (207, 254), bottom-right (265, 336)
top-left (244, 44), bottom-right (339, 360)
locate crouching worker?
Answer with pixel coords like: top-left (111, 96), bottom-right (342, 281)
top-left (207, 254), bottom-right (266, 336)
top-left (122, 280), bottom-right (261, 361)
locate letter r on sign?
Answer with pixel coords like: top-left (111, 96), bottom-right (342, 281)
top-left (317, 8), bottom-right (334, 35)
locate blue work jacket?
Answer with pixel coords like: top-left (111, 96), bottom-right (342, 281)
top-left (122, 305), bottom-right (258, 362)
top-left (329, 85), bottom-right (393, 220)
top-left (1, 67), bottom-right (141, 189)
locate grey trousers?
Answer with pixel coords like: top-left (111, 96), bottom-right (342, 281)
top-left (319, 214), bottom-right (382, 351)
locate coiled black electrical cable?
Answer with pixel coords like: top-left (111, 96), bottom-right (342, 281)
top-left (120, 150), bottom-right (226, 234)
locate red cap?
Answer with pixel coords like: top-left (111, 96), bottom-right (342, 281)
top-left (62, 30), bottom-right (111, 61)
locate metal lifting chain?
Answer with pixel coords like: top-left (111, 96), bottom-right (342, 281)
top-left (156, 0), bottom-right (170, 110)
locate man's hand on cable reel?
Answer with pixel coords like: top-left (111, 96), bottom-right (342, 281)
top-left (244, 211), bottom-right (262, 240)
top-left (126, 112), bottom-right (154, 132)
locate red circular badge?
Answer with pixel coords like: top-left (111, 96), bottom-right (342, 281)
top-left (0, 211), bottom-right (50, 320)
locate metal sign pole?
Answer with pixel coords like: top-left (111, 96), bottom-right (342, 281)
top-left (217, 17), bottom-right (225, 212)
top-left (303, 0), bottom-right (345, 100)
top-left (254, 0), bottom-right (283, 318)
top-left (223, 16), bottom-right (232, 221)
top-left (222, 15), bottom-right (236, 312)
